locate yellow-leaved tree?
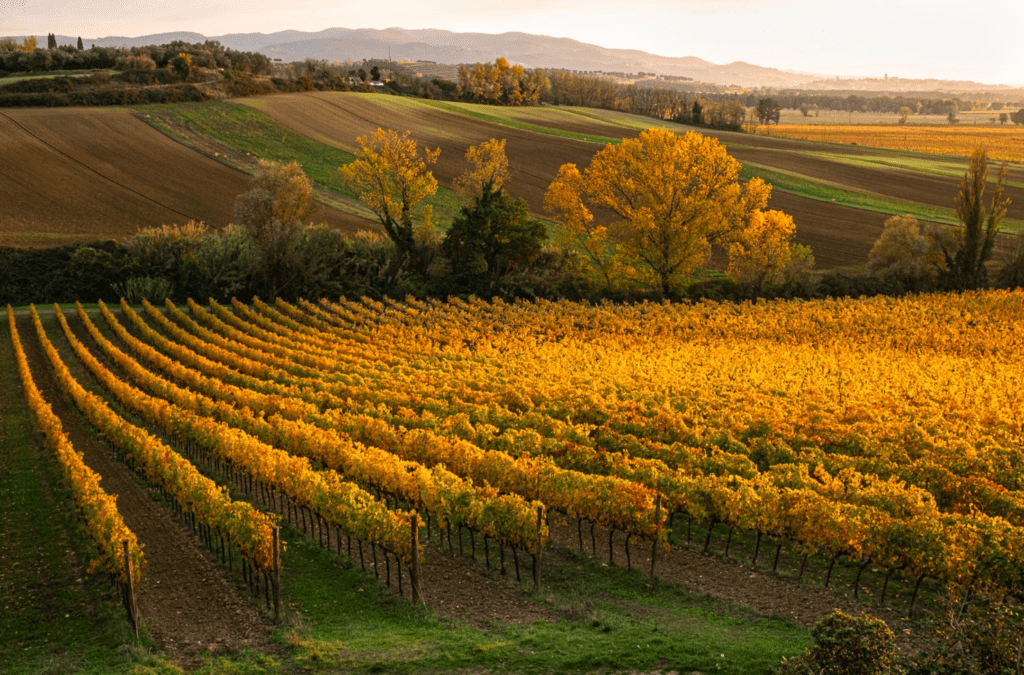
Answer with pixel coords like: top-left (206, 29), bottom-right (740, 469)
top-left (545, 127), bottom-right (771, 295)
top-left (339, 128), bottom-right (440, 260)
top-left (544, 163), bottom-right (619, 287)
top-left (454, 138), bottom-right (511, 200)
top-left (727, 209), bottom-right (814, 288)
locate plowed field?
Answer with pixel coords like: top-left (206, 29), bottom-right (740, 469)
top-left (0, 107), bottom-right (370, 247)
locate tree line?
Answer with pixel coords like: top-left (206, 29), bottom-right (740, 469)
top-left (0, 39), bottom-right (272, 76)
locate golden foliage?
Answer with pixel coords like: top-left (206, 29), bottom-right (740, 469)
top-left (728, 209), bottom-right (813, 286)
top-left (454, 138), bottom-right (511, 200)
top-left (339, 128), bottom-right (439, 254)
top-left (456, 58), bottom-right (548, 106)
top-left (546, 128), bottom-right (772, 293)
top-left (251, 159), bottom-right (317, 226)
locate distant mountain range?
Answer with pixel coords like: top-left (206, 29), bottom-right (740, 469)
top-left (50, 27), bottom-right (1020, 92)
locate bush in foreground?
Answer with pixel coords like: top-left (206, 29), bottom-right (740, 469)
top-left (775, 611), bottom-right (905, 675)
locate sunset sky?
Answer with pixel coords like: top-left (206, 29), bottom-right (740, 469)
top-left (3, 0), bottom-right (1022, 86)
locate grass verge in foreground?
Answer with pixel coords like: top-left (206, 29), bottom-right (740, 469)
top-left (267, 526), bottom-right (810, 674)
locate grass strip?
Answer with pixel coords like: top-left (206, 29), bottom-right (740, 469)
top-left (742, 162), bottom-right (1017, 231)
top-left (271, 523), bottom-right (810, 674)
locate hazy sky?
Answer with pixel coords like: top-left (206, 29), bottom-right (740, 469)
top-left (3, 0), bottom-right (1022, 86)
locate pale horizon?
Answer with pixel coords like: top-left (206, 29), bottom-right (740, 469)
top-left (3, 0), bottom-right (1023, 87)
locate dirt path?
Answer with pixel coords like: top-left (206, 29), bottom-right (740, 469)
top-left (17, 315), bottom-right (271, 665)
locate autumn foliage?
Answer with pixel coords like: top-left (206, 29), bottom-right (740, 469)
top-left (546, 128), bottom-right (796, 294)
top-left (339, 128), bottom-right (440, 259)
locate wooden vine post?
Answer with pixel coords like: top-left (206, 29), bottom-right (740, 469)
top-left (272, 526), bottom-right (281, 623)
top-left (533, 506), bottom-right (543, 591)
top-left (650, 495), bottom-right (662, 584)
top-left (122, 540), bottom-right (139, 637)
top-left (410, 514), bottom-right (422, 605)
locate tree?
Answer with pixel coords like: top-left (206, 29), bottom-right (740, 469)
top-left (867, 215), bottom-right (935, 281)
top-left (898, 106), bottom-right (911, 124)
top-left (544, 163), bottom-right (618, 288)
top-left (727, 209), bottom-right (813, 288)
top-left (2, 35), bottom-right (37, 52)
top-left (234, 160), bottom-right (318, 299)
top-left (544, 128), bottom-right (771, 296)
top-left (370, 65), bottom-right (380, 81)
top-left (999, 112), bottom-right (1009, 125)
top-left (756, 98), bottom-right (782, 130)
top-left (339, 128), bottom-right (440, 261)
top-left (77, 36), bottom-right (84, 50)
top-left (47, 33), bottom-right (56, 50)
top-left (936, 148), bottom-right (1010, 289)
top-left (442, 183), bottom-right (547, 292)
top-left (169, 52), bottom-right (194, 80)
top-left (453, 138), bottom-right (511, 200)
top-left (691, 100), bottom-right (703, 126)
top-left (947, 110), bottom-right (960, 125)
top-left (1011, 109), bottom-right (1024, 125)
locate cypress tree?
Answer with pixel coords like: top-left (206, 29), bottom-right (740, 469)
top-left (47, 33), bottom-right (56, 49)
top-left (77, 36), bottom-right (84, 50)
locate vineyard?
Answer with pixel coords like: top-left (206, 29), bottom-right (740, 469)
top-left (7, 289), bottom-right (1024, 671)
top-left (768, 124), bottom-right (1024, 163)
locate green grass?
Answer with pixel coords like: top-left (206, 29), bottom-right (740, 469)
top-left (360, 96), bottom-right (1024, 231)
top-left (137, 101), bottom-right (462, 227)
top-left (366, 95), bottom-right (623, 145)
top-left (800, 151), bottom-right (1024, 190)
top-left (741, 163), bottom-right (961, 225)
top-left (268, 526), bottom-right (811, 674)
top-left (742, 163), bottom-right (1024, 233)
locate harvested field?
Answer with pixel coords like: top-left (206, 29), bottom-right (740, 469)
top-left (0, 107), bottom-right (371, 248)
top-left (241, 92), bottom-right (943, 268)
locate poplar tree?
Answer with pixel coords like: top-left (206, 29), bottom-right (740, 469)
top-left (938, 148), bottom-right (1010, 289)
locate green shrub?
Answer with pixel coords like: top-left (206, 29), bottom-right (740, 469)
top-left (775, 611), bottom-right (905, 675)
top-left (111, 276), bottom-right (174, 304)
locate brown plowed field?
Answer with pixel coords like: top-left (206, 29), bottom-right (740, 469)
top-left (0, 108), bottom-right (370, 248)
top-left (244, 93), bottom-right (1022, 269)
